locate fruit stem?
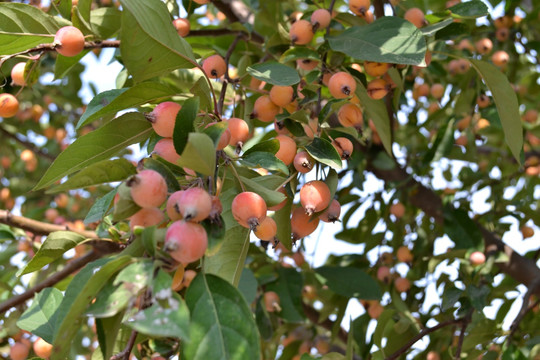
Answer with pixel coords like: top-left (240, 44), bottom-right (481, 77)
top-left (274, 171), bottom-right (298, 191)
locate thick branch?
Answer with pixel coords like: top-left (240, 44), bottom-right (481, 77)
top-left (0, 126), bottom-right (56, 161)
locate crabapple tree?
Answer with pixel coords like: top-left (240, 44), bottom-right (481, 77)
top-left (0, 0), bottom-right (540, 359)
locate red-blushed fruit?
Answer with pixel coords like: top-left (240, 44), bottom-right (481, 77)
top-left (171, 265), bottom-right (186, 291)
top-left (166, 190), bottom-right (185, 221)
top-left (232, 191), bottom-right (267, 229)
top-left (377, 266), bottom-right (391, 282)
top-left (469, 251), bottom-right (486, 265)
top-left (404, 8), bottom-right (426, 28)
top-left (193, 0), bottom-right (210, 3)
top-left (367, 78), bottom-right (390, 100)
top-left (332, 137), bottom-right (354, 159)
top-left (289, 19), bottom-right (314, 45)
top-left (430, 83), bottom-right (445, 99)
top-left (495, 27), bottom-right (509, 42)
top-left (296, 59), bottom-right (319, 71)
top-left (390, 202), bottom-right (405, 218)
top-left (492, 50), bottom-right (509, 68)
top-left (178, 187), bottom-right (212, 222)
top-left (523, 109), bottom-right (538, 124)
top-left (33, 337), bottom-right (53, 359)
top-left (349, 0), bottom-right (371, 16)
top-left (254, 216), bottom-right (277, 241)
top-left (394, 277), bottom-right (411, 292)
top-left (10, 342), bottom-right (30, 360)
top-left (291, 206), bottom-right (320, 240)
top-left (300, 180), bottom-right (331, 215)
top-left (202, 54), bottom-right (227, 78)
top-left (183, 269), bottom-right (197, 287)
top-left (521, 225), bottom-right (534, 239)
top-left (205, 122), bottom-right (231, 150)
top-left (268, 187), bottom-right (288, 211)
top-left (129, 207), bottom-right (165, 229)
top-left (396, 246), bottom-right (413, 263)
top-left (338, 103), bottom-right (363, 128)
top-left (227, 117), bottom-right (250, 146)
top-left (173, 18), bottom-right (190, 37)
top-left (311, 9), bottom-right (332, 30)
top-left (318, 199), bottom-right (341, 222)
top-left (264, 291), bottom-right (281, 312)
top-left (127, 169), bottom-right (168, 208)
top-left (293, 151), bottom-right (315, 174)
top-left (328, 72), bottom-right (357, 99)
top-left (475, 38), bottom-right (493, 55)
top-left (427, 351), bottom-right (441, 360)
top-left (252, 95), bottom-right (280, 122)
top-left (11, 62), bottom-right (27, 86)
top-left (363, 61), bottom-right (390, 77)
top-left (54, 26), bottom-right (85, 57)
top-left (154, 138), bottom-right (181, 164)
top-left (147, 101), bottom-right (181, 138)
top-left (275, 135), bottom-right (297, 166)
top-left (270, 85), bottom-right (295, 107)
top-left (0, 93), bottom-right (20, 118)
top-left (165, 220), bottom-right (208, 264)
top-left (274, 120), bottom-right (291, 135)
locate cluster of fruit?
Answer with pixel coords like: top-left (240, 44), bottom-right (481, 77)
top-left (9, 336), bottom-right (53, 360)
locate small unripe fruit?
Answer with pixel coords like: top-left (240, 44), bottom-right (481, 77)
top-left (367, 301), bottom-right (384, 318)
top-left (129, 207), bottom-right (165, 229)
top-left (166, 190), bottom-right (185, 221)
top-left (291, 206), bottom-right (320, 240)
top-left (54, 26), bottom-right (85, 57)
top-left (33, 337), bottom-right (54, 359)
top-left (0, 93), bottom-right (19, 118)
top-left (127, 169), bottom-right (168, 208)
top-left (165, 220), bottom-right (208, 264)
top-left (289, 19), bottom-right (314, 45)
top-left (469, 251), bottom-right (486, 265)
top-left (232, 191), bottom-right (267, 229)
top-left (396, 246), bottom-right (413, 263)
top-left (293, 151), bottom-right (315, 174)
top-left (394, 277), bottom-right (411, 292)
top-left (377, 266), bottom-right (391, 282)
top-left (275, 135), bottom-right (297, 166)
top-left (254, 216), bottom-right (277, 241)
top-left (363, 61), bottom-right (390, 77)
top-left (338, 103), bottom-right (363, 128)
top-left (328, 72), bottom-right (357, 99)
top-left (147, 101), bottom-right (181, 138)
top-left (300, 180), bottom-right (331, 215)
top-left (523, 109), bottom-right (538, 123)
top-left (10, 342), bottom-right (30, 360)
top-left (318, 199), bottom-right (341, 222)
top-left (173, 18), bottom-right (190, 37)
top-left (227, 117), bottom-right (250, 146)
top-left (264, 291), bottom-right (281, 312)
top-left (332, 137), bottom-right (354, 159)
top-left (404, 8), bottom-right (426, 28)
top-left (297, 59), bottom-right (319, 71)
top-left (390, 202), bottom-right (405, 218)
top-left (252, 95), bottom-right (280, 122)
top-left (178, 187), bottom-right (212, 222)
top-left (311, 9), bottom-right (332, 30)
top-left (521, 225), bottom-right (534, 239)
top-left (270, 85), bottom-right (295, 107)
top-left (154, 138), bottom-right (181, 164)
top-left (202, 54), bottom-right (227, 78)
top-left (475, 38), bottom-right (493, 55)
top-left (430, 83), bottom-right (445, 99)
top-left (495, 27), bottom-right (509, 42)
top-left (11, 62), bottom-right (27, 86)
top-left (367, 78), bottom-right (390, 100)
top-left (349, 0), bottom-right (371, 16)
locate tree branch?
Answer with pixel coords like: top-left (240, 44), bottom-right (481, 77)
top-left (210, 0), bottom-right (264, 43)
top-left (302, 303), bottom-right (348, 344)
top-left (507, 280), bottom-right (540, 342)
top-left (0, 126), bottom-right (56, 161)
top-left (110, 329), bottom-right (138, 360)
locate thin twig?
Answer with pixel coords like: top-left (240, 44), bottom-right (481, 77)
top-left (0, 126), bottom-right (56, 161)
top-left (110, 329), bottom-right (138, 360)
top-left (507, 280), bottom-right (540, 343)
top-left (454, 311), bottom-right (472, 360)
top-left (217, 35), bottom-right (243, 116)
top-left (228, 162), bottom-right (246, 192)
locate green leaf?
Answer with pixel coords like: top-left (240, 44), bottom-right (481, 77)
top-left (184, 274), bottom-right (261, 359)
top-left (0, 3), bottom-right (63, 55)
top-left (173, 97), bottom-right (199, 156)
top-left (274, 198), bottom-right (293, 249)
top-left (280, 47), bottom-right (320, 63)
top-left (49, 158), bottom-right (136, 193)
top-left (190, 77), bottom-right (213, 112)
top-left (305, 137), bottom-right (342, 170)
top-left (443, 205), bottom-right (483, 249)
top-left (201, 216), bottom-right (227, 256)
top-left (54, 51), bottom-right (88, 80)
top-left (90, 7), bottom-right (121, 39)
top-left (243, 139), bottom-right (280, 156)
top-left (316, 266), bottom-right (382, 300)
top-left (442, 287), bottom-right (463, 311)
top-left (112, 183), bottom-right (141, 222)
top-left (240, 152), bottom-right (289, 175)
top-left (142, 157), bottom-right (181, 193)
top-left (421, 18), bottom-right (454, 36)
top-left (247, 62), bottom-right (301, 86)
top-left (19, 232), bottom-right (87, 276)
top-left (266, 268), bottom-right (305, 323)
top-left (238, 268), bottom-right (258, 305)
top-left (469, 59), bottom-right (523, 163)
top-left (35, 112), bottom-right (152, 190)
top-left (176, 133), bottom-right (216, 176)
top-left (17, 288), bottom-right (63, 344)
top-left (449, 0), bottom-right (489, 19)
top-left (119, 0), bottom-right (196, 82)
top-left (95, 313), bottom-right (124, 360)
top-left (328, 17), bottom-right (427, 66)
top-left (86, 281), bottom-right (132, 318)
top-left (203, 121), bottom-right (228, 147)
top-left (238, 175), bottom-right (287, 207)
top-left (77, 82), bottom-right (174, 128)
top-left (52, 256), bottom-right (133, 360)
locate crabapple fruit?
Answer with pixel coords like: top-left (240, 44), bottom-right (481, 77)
top-left (430, 83), bottom-right (445, 99)
top-left (193, 0), bottom-right (210, 3)
top-left (297, 59), bottom-right (319, 71)
top-left (275, 135), bottom-right (297, 166)
top-left (394, 277), bottom-right (411, 292)
top-left (178, 187), bottom-right (212, 222)
top-left (254, 216), bottom-right (277, 241)
top-left (404, 8), bottom-right (426, 28)
top-left (338, 103), bottom-right (363, 128)
top-left (396, 246), bottom-right (413, 263)
top-left (349, 0), bottom-right (371, 16)
top-left (209, 195), bottom-right (223, 219)
top-left (367, 78), bottom-right (390, 100)
top-left (127, 169), bottom-right (168, 208)
top-left (318, 199), bottom-right (341, 222)
top-left (252, 95), bottom-right (280, 122)
top-left (11, 62), bottom-right (27, 86)
top-left (311, 9), bottom-right (332, 30)
top-left (289, 19), bottom-right (314, 45)
top-left (183, 269), bottom-right (197, 288)
top-left (332, 137), bottom-right (354, 159)
top-left (147, 101), bottom-right (181, 138)
top-left (264, 291), bottom-right (281, 312)
top-left (427, 351), bottom-right (441, 360)
top-left (173, 18), bottom-right (190, 37)
top-left (293, 151), bottom-right (315, 174)
top-left (166, 190), bottom-right (185, 221)
top-left (367, 301), bottom-right (384, 318)
top-left (129, 207), bottom-right (165, 229)
top-left (363, 61), bottom-right (390, 77)
top-left (54, 26), bottom-right (85, 57)
top-left (521, 225), bottom-right (534, 239)
top-left (291, 206), bottom-right (320, 240)
top-left (300, 180), bottom-right (331, 215)
top-left (268, 187), bottom-right (288, 211)
top-left (202, 54), bottom-right (227, 78)
top-left (492, 50), bottom-right (509, 68)
top-left (328, 72), bottom-right (357, 99)
top-left (270, 85), bottom-right (295, 107)
top-left (227, 117), bottom-right (250, 146)
top-left (469, 251), bottom-right (486, 265)
top-left (0, 93), bottom-right (19, 118)
top-left (232, 191), bottom-right (267, 229)
top-left (377, 266), bottom-right (391, 283)
top-left (33, 337), bottom-right (54, 359)
top-left (390, 202), bottom-right (405, 218)
top-left (165, 220), bottom-right (208, 264)
top-left (154, 138), bottom-right (181, 164)
top-left (475, 38), bottom-right (493, 54)
top-left (10, 342), bottom-right (30, 360)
